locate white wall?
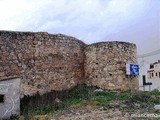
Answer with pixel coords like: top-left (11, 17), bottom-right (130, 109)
top-left (0, 78), bottom-right (20, 119)
top-left (138, 56), bottom-right (160, 91)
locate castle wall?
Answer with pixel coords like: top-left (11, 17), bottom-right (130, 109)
top-left (0, 30), bottom-right (138, 96)
top-left (0, 31), bottom-right (86, 96)
top-left (84, 42), bottom-right (137, 90)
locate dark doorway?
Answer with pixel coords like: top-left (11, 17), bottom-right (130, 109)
top-left (0, 95), bottom-right (4, 103)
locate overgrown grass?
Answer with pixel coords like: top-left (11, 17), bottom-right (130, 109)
top-left (20, 85), bottom-right (160, 119)
top-left (20, 84), bottom-right (95, 117)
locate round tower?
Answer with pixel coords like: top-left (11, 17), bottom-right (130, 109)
top-left (84, 41), bottom-right (137, 90)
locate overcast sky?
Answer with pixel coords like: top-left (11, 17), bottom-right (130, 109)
top-left (0, 0), bottom-right (160, 56)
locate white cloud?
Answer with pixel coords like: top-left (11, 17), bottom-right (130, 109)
top-left (0, 0), bottom-right (159, 56)
top-left (39, 20), bottom-right (63, 31)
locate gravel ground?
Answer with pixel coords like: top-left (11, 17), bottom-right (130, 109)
top-left (51, 108), bottom-right (129, 120)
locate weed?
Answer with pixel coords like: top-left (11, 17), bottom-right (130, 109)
top-left (8, 114), bottom-right (19, 120)
top-left (106, 104), bottom-right (113, 109)
top-left (117, 91), bottom-right (131, 100)
top-left (32, 115), bottom-right (50, 120)
top-left (96, 97), bottom-right (108, 103)
top-left (20, 85), bottom-right (160, 119)
top-left (21, 84), bottom-right (94, 117)
top-left (94, 91), bottom-right (116, 98)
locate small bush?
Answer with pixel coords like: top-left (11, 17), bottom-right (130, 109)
top-left (127, 91), bottom-right (160, 105)
top-left (8, 114), bottom-right (19, 120)
top-left (118, 91), bottom-right (131, 100)
top-left (150, 89), bottom-right (160, 95)
top-left (96, 97), bottom-right (108, 103)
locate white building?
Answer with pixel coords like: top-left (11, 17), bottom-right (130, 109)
top-left (147, 60), bottom-right (160, 79)
top-left (147, 60), bottom-right (160, 90)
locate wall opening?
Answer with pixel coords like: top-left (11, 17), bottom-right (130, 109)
top-left (109, 45), bottom-right (112, 49)
top-left (109, 73), bottom-right (112, 76)
top-left (74, 53), bottom-right (78, 57)
top-left (156, 72), bottom-right (158, 77)
top-left (0, 95), bottom-right (4, 103)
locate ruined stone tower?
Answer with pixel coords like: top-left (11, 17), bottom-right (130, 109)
top-left (84, 42), bottom-right (137, 90)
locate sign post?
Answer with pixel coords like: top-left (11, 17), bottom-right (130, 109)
top-left (126, 63), bottom-right (139, 90)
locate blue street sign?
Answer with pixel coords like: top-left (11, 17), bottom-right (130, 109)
top-left (130, 64), bottom-right (139, 75)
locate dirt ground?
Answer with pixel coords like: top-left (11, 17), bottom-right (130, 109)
top-left (51, 107), bottom-right (130, 120)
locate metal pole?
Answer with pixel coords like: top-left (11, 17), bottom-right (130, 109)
top-left (149, 85), bottom-right (151, 91)
top-left (128, 75), bottom-right (131, 90)
top-left (136, 75), bottom-right (138, 91)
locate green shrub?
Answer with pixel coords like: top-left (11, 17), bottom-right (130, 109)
top-left (96, 97), bottom-right (108, 103)
top-left (118, 91), bottom-right (131, 100)
top-left (8, 114), bottom-right (19, 120)
top-left (150, 89), bottom-right (160, 95)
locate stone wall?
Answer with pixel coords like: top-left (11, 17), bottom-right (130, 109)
top-left (84, 42), bottom-right (137, 90)
top-left (0, 31), bottom-right (86, 96)
top-left (0, 30), bottom-right (138, 97)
